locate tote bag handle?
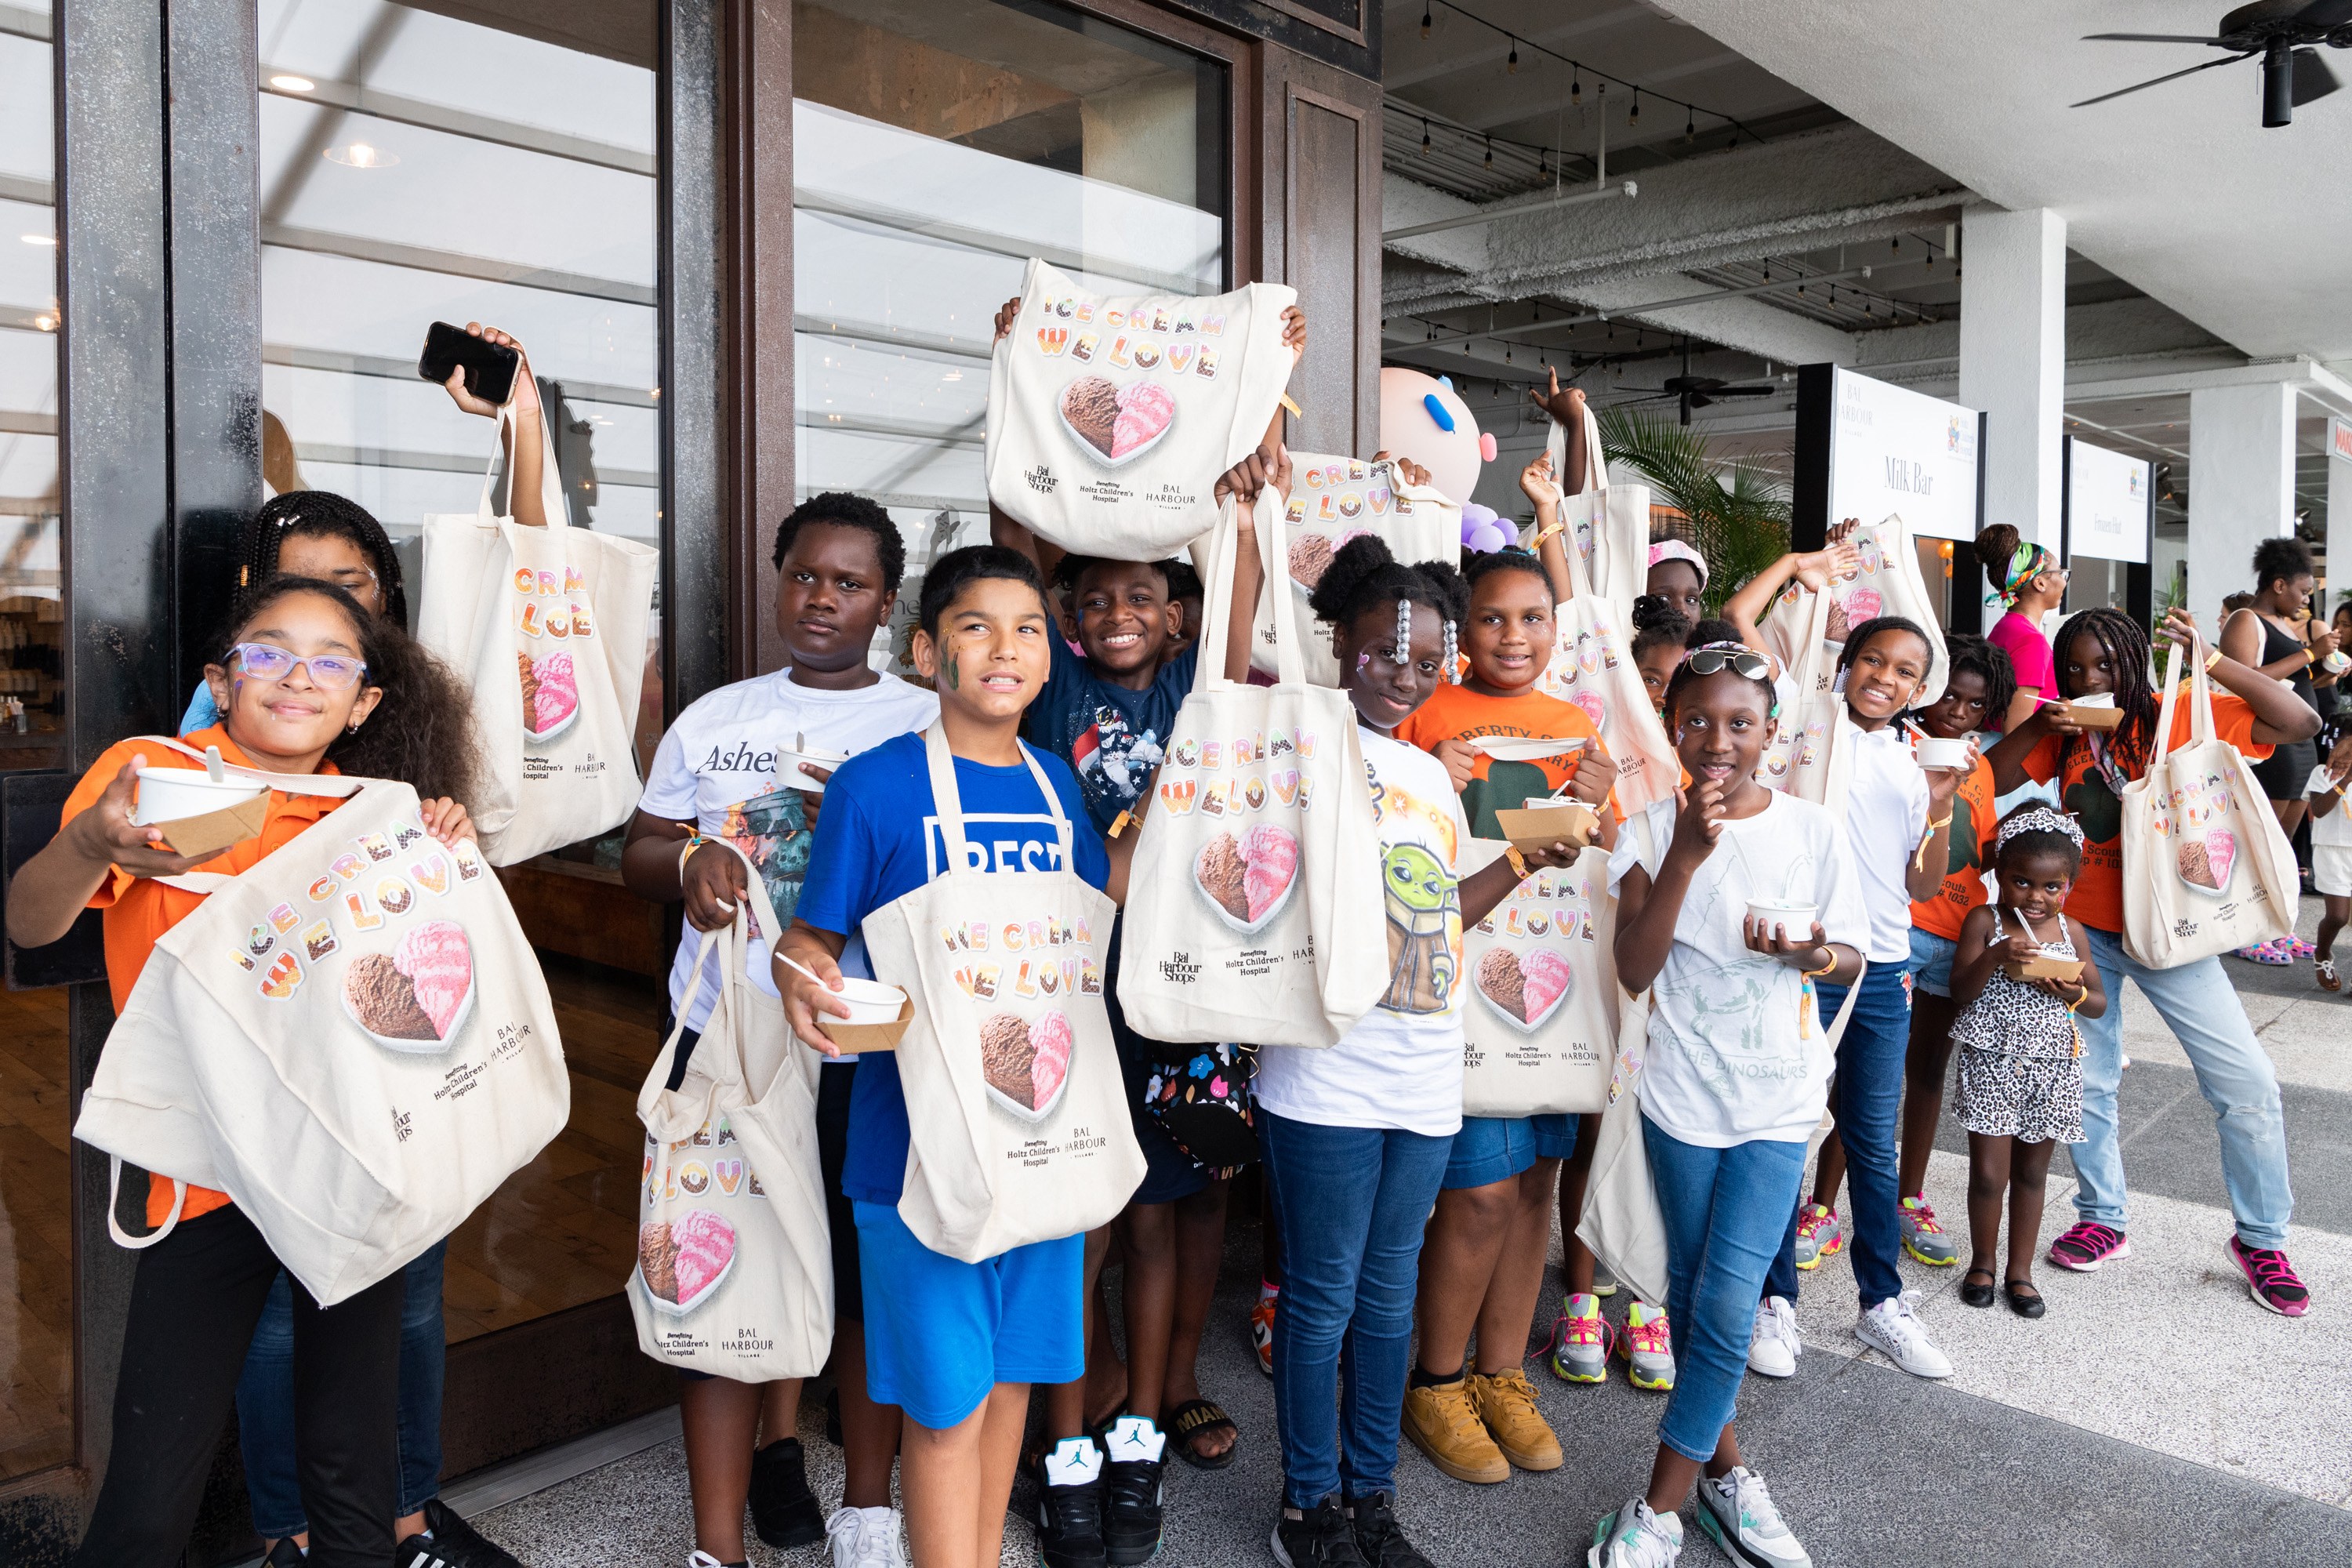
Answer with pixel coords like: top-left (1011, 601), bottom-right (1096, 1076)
top-left (919, 724), bottom-right (1073, 886)
top-left (106, 1158), bottom-right (187, 1250)
top-left (1193, 491), bottom-right (1304, 693)
top-left (474, 403), bottom-right (574, 529)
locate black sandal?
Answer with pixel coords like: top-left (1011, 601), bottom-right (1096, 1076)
top-left (1959, 1268), bottom-right (1997, 1308)
top-left (1163, 1398), bottom-right (1239, 1470)
top-left (2003, 1279), bottom-right (2046, 1319)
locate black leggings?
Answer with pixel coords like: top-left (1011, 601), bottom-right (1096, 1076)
top-left (70, 1203), bottom-right (404, 1568)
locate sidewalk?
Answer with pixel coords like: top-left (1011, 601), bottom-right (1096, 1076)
top-left (468, 902), bottom-right (2352, 1566)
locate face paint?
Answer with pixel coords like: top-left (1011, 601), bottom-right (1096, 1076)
top-left (944, 653), bottom-right (960, 691)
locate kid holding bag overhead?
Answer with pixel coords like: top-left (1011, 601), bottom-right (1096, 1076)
top-left (13, 577), bottom-right (485, 1568)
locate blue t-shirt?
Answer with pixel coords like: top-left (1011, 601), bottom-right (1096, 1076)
top-left (1024, 635), bottom-right (1198, 835)
top-left (795, 731), bottom-right (1110, 1207)
top-left (180, 681), bottom-right (219, 736)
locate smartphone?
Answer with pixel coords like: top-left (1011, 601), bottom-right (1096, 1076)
top-left (417, 321), bottom-right (520, 406)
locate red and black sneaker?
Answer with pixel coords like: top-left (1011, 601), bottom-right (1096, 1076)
top-left (2047, 1221), bottom-right (2130, 1272)
top-left (2227, 1237), bottom-right (2311, 1317)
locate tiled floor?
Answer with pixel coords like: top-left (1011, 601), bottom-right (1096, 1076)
top-left (469, 906), bottom-right (2352, 1566)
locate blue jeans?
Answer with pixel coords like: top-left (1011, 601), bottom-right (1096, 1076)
top-left (237, 1240), bottom-right (447, 1534)
top-left (2074, 927), bottom-right (2293, 1248)
top-left (1261, 1111), bottom-right (1452, 1509)
top-left (1766, 961), bottom-right (1909, 1309)
top-left (1643, 1118), bottom-right (1806, 1463)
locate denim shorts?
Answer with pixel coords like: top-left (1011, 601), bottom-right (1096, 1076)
top-left (1442, 1113), bottom-right (1574, 1189)
top-left (1908, 926), bottom-right (1959, 998)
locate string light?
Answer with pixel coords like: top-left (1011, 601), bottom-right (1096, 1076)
top-left (1685, 106), bottom-right (1695, 143)
top-left (1629, 88), bottom-right (1640, 127)
top-left (1891, 235), bottom-right (1901, 253)
top-left (1483, 136), bottom-right (1494, 169)
top-left (1570, 64), bottom-right (1581, 103)
top-left (1537, 147), bottom-right (1548, 176)
top-left (1507, 36), bottom-right (1518, 72)
top-left (1421, 5), bottom-right (1432, 37)
top-left (1421, 117), bottom-right (1432, 154)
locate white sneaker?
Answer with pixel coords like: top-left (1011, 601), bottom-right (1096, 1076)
top-left (1855, 1290), bottom-right (1952, 1379)
top-left (687, 1554), bottom-right (730, 1568)
top-left (827, 1505), bottom-right (907, 1568)
top-left (1746, 1296), bottom-right (1800, 1379)
top-left (1588, 1497), bottom-right (1682, 1568)
top-left (1695, 1466), bottom-right (1810, 1568)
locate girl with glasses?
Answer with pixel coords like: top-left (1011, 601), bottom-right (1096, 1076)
top-left (13, 575), bottom-right (484, 1567)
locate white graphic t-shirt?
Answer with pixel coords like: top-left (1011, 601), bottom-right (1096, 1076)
top-left (1609, 790), bottom-right (1868, 1147)
top-left (1254, 728), bottom-right (1472, 1137)
top-left (638, 669), bottom-right (938, 1032)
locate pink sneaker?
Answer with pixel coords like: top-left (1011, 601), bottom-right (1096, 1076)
top-left (2227, 1237), bottom-right (2310, 1316)
top-left (2047, 1221), bottom-right (2130, 1272)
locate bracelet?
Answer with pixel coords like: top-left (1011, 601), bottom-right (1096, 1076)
top-left (677, 833), bottom-right (707, 880)
top-left (1798, 953), bottom-right (1838, 980)
top-left (2205, 645), bottom-right (2224, 670)
top-left (1912, 813), bottom-right (1953, 871)
top-left (1504, 844), bottom-right (1530, 880)
top-left (1529, 520), bottom-right (1566, 549)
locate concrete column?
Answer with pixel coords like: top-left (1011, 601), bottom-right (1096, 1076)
top-left (2328, 419), bottom-right (2352, 620)
top-left (2187, 382), bottom-right (2298, 637)
top-left (1958, 205), bottom-right (2067, 550)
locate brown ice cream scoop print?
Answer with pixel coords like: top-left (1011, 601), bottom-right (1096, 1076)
top-left (978, 1010), bottom-right (1074, 1120)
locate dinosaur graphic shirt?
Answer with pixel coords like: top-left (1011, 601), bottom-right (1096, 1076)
top-left (1253, 730), bottom-right (1472, 1138)
top-left (2014, 694), bottom-right (2271, 935)
top-left (1608, 791), bottom-right (1869, 1148)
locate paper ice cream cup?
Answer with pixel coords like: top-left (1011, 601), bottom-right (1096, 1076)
top-left (1746, 900), bottom-right (1818, 938)
top-left (131, 768), bottom-right (267, 826)
top-left (1913, 737), bottom-right (1972, 771)
top-left (777, 748), bottom-right (849, 793)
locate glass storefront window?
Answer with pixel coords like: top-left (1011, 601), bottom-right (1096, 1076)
top-left (789, 0), bottom-right (1229, 658)
top-left (0, 0), bottom-right (69, 1485)
top-left (258, 0), bottom-right (661, 1343)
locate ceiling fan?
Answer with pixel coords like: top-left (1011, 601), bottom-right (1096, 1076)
top-left (2074, 0), bottom-right (2351, 126)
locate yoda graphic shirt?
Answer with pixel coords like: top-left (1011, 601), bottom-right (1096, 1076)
top-left (1253, 730), bottom-right (1471, 1137)
top-left (1607, 791), bottom-right (1868, 1148)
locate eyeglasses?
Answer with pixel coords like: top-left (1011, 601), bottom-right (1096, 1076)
top-left (230, 641), bottom-right (368, 689)
top-left (1684, 645), bottom-right (1773, 682)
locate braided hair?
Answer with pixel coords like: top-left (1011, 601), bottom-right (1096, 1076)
top-left (235, 492), bottom-right (410, 630)
top-left (2053, 606), bottom-right (2160, 775)
top-left (1308, 535), bottom-right (1468, 681)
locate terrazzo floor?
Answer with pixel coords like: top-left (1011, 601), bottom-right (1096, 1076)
top-left (460, 902), bottom-right (2352, 1567)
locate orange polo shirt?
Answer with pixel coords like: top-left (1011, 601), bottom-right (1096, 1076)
top-left (61, 725), bottom-right (346, 1226)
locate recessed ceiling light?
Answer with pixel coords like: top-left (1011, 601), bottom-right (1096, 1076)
top-left (323, 142), bottom-right (397, 168)
top-left (21, 234), bottom-right (55, 245)
top-left (269, 74), bottom-right (316, 92)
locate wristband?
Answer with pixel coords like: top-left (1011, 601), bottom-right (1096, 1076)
top-left (2205, 644), bottom-right (2224, 671)
top-left (678, 833), bottom-right (708, 881)
top-left (1799, 953), bottom-right (1838, 981)
top-left (1913, 813), bottom-right (1954, 871)
top-left (1504, 845), bottom-right (1530, 880)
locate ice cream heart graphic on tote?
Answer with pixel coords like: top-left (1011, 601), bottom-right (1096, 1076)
top-left (638, 1210), bottom-right (736, 1312)
top-left (2177, 826), bottom-right (2237, 893)
top-left (343, 919), bottom-right (474, 1051)
top-left (518, 650), bottom-right (580, 742)
top-left (1475, 947), bottom-right (1575, 1033)
top-left (979, 1009), bottom-right (1075, 1122)
top-left (1192, 823), bottom-right (1300, 935)
top-left (1058, 376), bottom-right (1177, 466)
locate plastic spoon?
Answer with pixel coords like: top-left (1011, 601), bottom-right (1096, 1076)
top-left (204, 745), bottom-right (225, 782)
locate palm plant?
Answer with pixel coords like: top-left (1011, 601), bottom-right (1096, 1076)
top-left (1595, 405), bottom-right (1791, 615)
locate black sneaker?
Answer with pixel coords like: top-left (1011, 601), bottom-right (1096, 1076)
top-left (1036, 1438), bottom-right (1109, 1568)
top-left (1270, 1497), bottom-right (1368, 1568)
top-left (394, 1499), bottom-right (525, 1568)
top-left (750, 1436), bottom-right (826, 1548)
top-left (265, 1540), bottom-right (305, 1568)
top-left (1101, 1416), bottom-right (1166, 1565)
top-left (1344, 1493), bottom-right (1432, 1568)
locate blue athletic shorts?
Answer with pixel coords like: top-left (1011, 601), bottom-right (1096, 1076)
top-left (854, 1201), bottom-right (1083, 1429)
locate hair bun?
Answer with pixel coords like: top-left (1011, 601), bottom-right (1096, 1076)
top-left (1307, 534), bottom-right (1401, 624)
top-left (1970, 523), bottom-right (2021, 572)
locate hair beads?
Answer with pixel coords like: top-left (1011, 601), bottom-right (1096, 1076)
top-left (1394, 597), bottom-right (1412, 665)
top-left (1441, 618), bottom-right (1459, 683)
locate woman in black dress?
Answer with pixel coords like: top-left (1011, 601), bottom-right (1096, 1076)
top-left (2220, 538), bottom-right (2340, 960)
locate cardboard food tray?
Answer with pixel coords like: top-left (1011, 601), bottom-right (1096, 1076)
top-left (2062, 704), bottom-right (2125, 731)
top-left (154, 795), bottom-right (270, 860)
top-left (1494, 801), bottom-right (1599, 855)
top-left (2005, 954), bottom-right (2085, 982)
top-left (808, 996), bottom-right (913, 1054)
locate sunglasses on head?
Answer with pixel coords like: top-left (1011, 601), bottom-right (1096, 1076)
top-left (1683, 645), bottom-right (1773, 682)
top-left (230, 641), bottom-right (368, 690)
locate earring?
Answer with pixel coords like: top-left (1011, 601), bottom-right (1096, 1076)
top-left (347, 720), bottom-right (363, 735)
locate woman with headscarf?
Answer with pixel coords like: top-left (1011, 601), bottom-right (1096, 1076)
top-left (1971, 524), bottom-right (2068, 735)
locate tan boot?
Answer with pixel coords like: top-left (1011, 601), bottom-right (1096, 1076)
top-left (1469, 1367), bottom-right (1563, 1472)
top-left (1400, 1376), bottom-right (1511, 1483)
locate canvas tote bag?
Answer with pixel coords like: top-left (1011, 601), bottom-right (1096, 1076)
top-left (1758, 513), bottom-right (1948, 712)
top-left (1575, 989), bottom-right (1668, 1309)
top-left (1254, 453), bottom-right (1459, 687)
top-left (75, 762), bottom-right (569, 1305)
top-left (1751, 581), bottom-right (1836, 795)
top-left (985, 257), bottom-right (1298, 561)
top-left (632, 841), bottom-right (831, 1379)
top-left (2121, 645), bottom-right (2299, 967)
top-left (416, 405), bottom-right (659, 866)
top-left (1530, 500), bottom-right (1681, 819)
top-left (1544, 401), bottom-right (1649, 620)
top-left (859, 726), bottom-right (1145, 1263)
top-left (1116, 495), bottom-right (1388, 1048)
top-left (1459, 838), bottom-right (1617, 1117)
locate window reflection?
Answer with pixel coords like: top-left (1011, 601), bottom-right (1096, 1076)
top-left (259, 0), bottom-right (662, 1343)
top-left (0, 0), bottom-right (69, 1486)
top-left (789, 0), bottom-right (1228, 661)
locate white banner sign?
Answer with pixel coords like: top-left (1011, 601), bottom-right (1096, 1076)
top-left (2066, 437), bottom-right (2151, 565)
top-left (1828, 368), bottom-right (1981, 543)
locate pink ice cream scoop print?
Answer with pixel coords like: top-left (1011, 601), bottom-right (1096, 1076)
top-left (395, 920), bottom-right (474, 1039)
top-left (1029, 1010), bottom-right (1073, 1109)
top-left (530, 652), bottom-right (579, 739)
top-left (670, 1208), bottom-right (735, 1306)
top-left (1112, 383), bottom-right (1176, 459)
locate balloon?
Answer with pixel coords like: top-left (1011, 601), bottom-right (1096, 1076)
top-left (1379, 368), bottom-right (1486, 506)
top-left (1466, 521), bottom-right (1513, 555)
